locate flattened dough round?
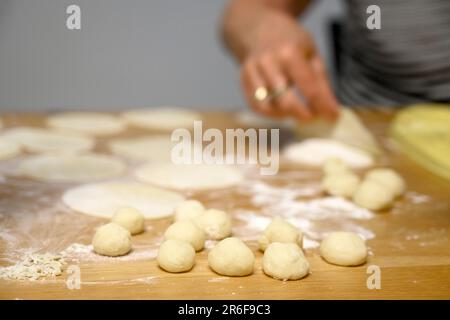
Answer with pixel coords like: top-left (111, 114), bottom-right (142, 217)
top-left (0, 138), bottom-right (21, 160)
top-left (122, 107), bottom-right (202, 131)
top-left (63, 182), bottom-right (185, 219)
top-left (1, 127), bottom-right (94, 154)
top-left (134, 163), bottom-right (243, 190)
top-left (18, 154), bottom-right (126, 183)
top-left (47, 112), bottom-right (126, 136)
top-left (108, 135), bottom-right (176, 162)
top-left (283, 138), bottom-right (374, 168)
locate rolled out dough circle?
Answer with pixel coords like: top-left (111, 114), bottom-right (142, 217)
top-left (63, 182), bottom-right (185, 219)
top-left (121, 107), bottom-right (202, 131)
top-left (0, 138), bottom-right (21, 160)
top-left (1, 127), bottom-right (94, 154)
top-left (47, 112), bottom-right (126, 136)
top-left (283, 138), bottom-right (374, 168)
top-left (134, 163), bottom-right (243, 191)
top-left (108, 135), bottom-right (176, 162)
top-left (18, 154), bottom-right (126, 183)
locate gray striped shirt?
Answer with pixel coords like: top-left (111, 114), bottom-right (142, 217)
top-left (337, 0), bottom-right (450, 107)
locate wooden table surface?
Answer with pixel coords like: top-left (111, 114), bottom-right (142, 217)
top-left (0, 109), bottom-right (449, 300)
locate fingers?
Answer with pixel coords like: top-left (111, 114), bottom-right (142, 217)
top-left (240, 58), bottom-right (286, 118)
top-left (310, 57), bottom-right (340, 120)
top-left (258, 54), bottom-right (312, 121)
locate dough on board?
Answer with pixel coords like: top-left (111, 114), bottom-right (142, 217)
top-left (121, 107), bottom-right (202, 131)
top-left (174, 200), bottom-right (205, 222)
top-left (92, 223), bottom-right (132, 257)
top-left (111, 207), bottom-right (145, 235)
top-left (164, 220), bottom-right (206, 251)
top-left (134, 163), bottom-right (243, 191)
top-left (283, 138), bottom-right (374, 168)
top-left (294, 108), bottom-right (381, 155)
top-left (208, 237), bottom-right (255, 277)
top-left (262, 242), bottom-right (310, 281)
top-left (18, 154), bottom-right (125, 183)
top-left (47, 112), bottom-right (126, 136)
top-left (108, 135), bottom-right (178, 162)
top-left (0, 138), bottom-right (21, 160)
top-left (1, 127), bottom-right (94, 154)
top-left (258, 217), bottom-right (303, 252)
top-left (194, 209), bottom-right (232, 240)
top-left (320, 232), bottom-right (368, 266)
top-left (157, 239), bottom-right (196, 273)
top-left (63, 182), bottom-right (185, 219)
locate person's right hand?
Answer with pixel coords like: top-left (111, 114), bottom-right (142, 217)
top-left (240, 11), bottom-right (339, 122)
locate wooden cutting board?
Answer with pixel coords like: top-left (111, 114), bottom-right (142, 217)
top-left (0, 109), bottom-right (449, 299)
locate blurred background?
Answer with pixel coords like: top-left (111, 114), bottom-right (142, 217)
top-left (0, 0), bottom-right (343, 111)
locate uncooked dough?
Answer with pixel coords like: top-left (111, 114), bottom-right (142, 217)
top-left (1, 127), bottom-right (94, 154)
top-left (322, 171), bottom-right (361, 198)
top-left (164, 220), bottom-right (205, 251)
top-left (320, 231), bottom-right (367, 266)
top-left (262, 242), bottom-right (310, 280)
top-left (258, 217), bottom-right (303, 252)
top-left (157, 239), bottom-right (195, 273)
top-left (122, 107), bottom-right (202, 131)
top-left (18, 154), bottom-right (125, 183)
top-left (63, 182), bottom-right (185, 219)
top-left (108, 135), bottom-right (176, 162)
top-left (323, 158), bottom-right (350, 175)
top-left (92, 223), bottom-right (132, 257)
top-left (111, 207), bottom-right (145, 235)
top-left (134, 163), bottom-right (243, 191)
top-left (294, 108), bottom-right (381, 155)
top-left (47, 112), bottom-right (126, 136)
top-left (208, 237), bottom-right (255, 276)
top-left (283, 138), bottom-right (374, 168)
top-left (195, 209), bottom-right (232, 240)
top-left (0, 138), bottom-right (21, 160)
top-left (365, 168), bottom-right (405, 197)
top-left (174, 200), bottom-right (205, 222)
top-left (353, 179), bottom-right (395, 211)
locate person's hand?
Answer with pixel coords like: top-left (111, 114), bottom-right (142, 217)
top-left (239, 12), bottom-right (339, 122)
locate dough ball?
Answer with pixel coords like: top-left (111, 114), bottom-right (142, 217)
top-left (323, 157), bottom-right (350, 175)
top-left (195, 209), bottom-right (232, 240)
top-left (258, 217), bottom-right (303, 252)
top-left (320, 232), bottom-right (367, 266)
top-left (208, 237), bottom-right (255, 276)
top-left (157, 239), bottom-right (195, 273)
top-left (92, 223), bottom-right (132, 257)
top-left (262, 242), bottom-right (310, 280)
top-left (322, 171), bottom-right (361, 198)
top-left (353, 179), bottom-right (395, 211)
top-left (164, 220), bottom-right (205, 251)
top-left (365, 168), bottom-right (405, 197)
top-left (111, 207), bottom-right (145, 235)
top-left (174, 200), bottom-right (205, 222)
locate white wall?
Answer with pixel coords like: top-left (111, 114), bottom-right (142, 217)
top-left (0, 0), bottom-right (343, 111)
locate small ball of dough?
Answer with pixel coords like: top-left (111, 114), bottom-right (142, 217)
top-left (111, 207), bottom-right (145, 235)
top-left (164, 220), bottom-right (205, 251)
top-left (320, 232), bottom-right (367, 266)
top-left (258, 217), bottom-right (303, 252)
top-left (174, 199), bottom-right (205, 221)
top-left (322, 171), bottom-right (361, 198)
top-left (195, 209), bottom-right (232, 240)
top-left (353, 179), bottom-right (395, 211)
top-left (263, 242), bottom-right (310, 280)
top-left (365, 168), bottom-right (405, 197)
top-left (92, 223), bottom-right (132, 257)
top-left (208, 237), bottom-right (254, 276)
top-left (323, 157), bottom-right (350, 175)
top-left (157, 239), bottom-right (195, 273)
